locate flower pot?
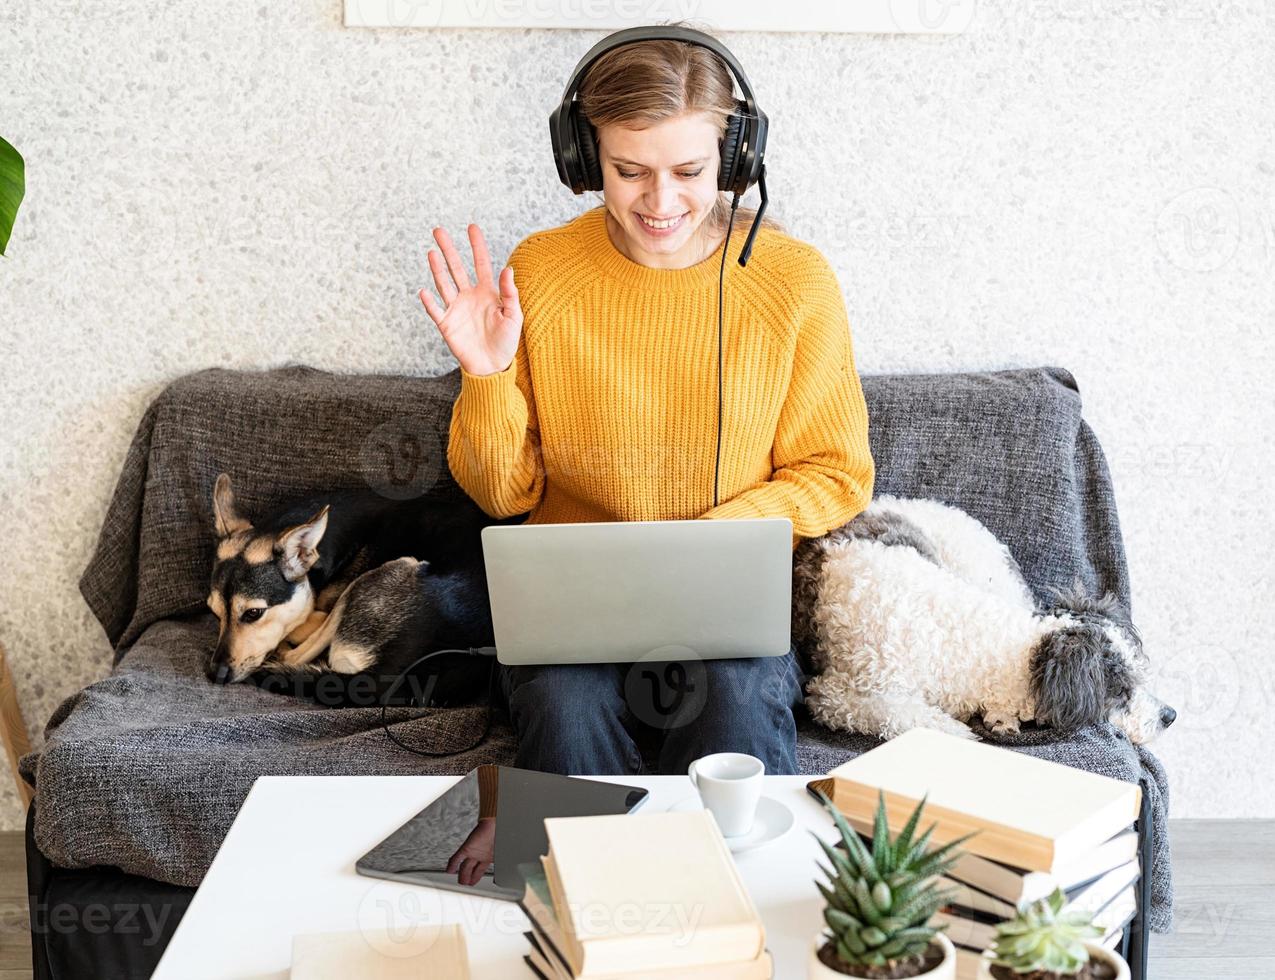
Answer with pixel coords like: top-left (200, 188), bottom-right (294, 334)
top-left (809, 931), bottom-right (956, 979)
top-left (974, 941), bottom-right (1130, 980)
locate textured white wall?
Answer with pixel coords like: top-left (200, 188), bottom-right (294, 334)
top-left (1, 0), bottom-right (1271, 832)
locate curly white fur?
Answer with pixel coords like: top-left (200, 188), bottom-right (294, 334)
top-left (799, 495), bottom-right (1171, 743)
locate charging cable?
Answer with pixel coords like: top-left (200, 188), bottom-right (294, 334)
top-left (380, 646), bottom-right (500, 758)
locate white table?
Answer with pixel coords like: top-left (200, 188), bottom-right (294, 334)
top-left (152, 774), bottom-right (839, 979)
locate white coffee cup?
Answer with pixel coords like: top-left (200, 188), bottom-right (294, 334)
top-left (687, 752), bottom-right (764, 837)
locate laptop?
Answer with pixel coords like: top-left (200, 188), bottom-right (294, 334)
top-left (355, 766), bottom-right (648, 901)
top-left (480, 517), bottom-right (792, 665)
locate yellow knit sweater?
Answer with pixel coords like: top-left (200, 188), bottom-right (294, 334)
top-left (446, 205), bottom-right (875, 551)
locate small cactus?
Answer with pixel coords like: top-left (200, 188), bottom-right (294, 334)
top-left (990, 887), bottom-right (1104, 975)
top-left (812, 789), bottom-right (971, 971)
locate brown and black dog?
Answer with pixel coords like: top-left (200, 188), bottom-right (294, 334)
top-left (205, 472), bottom-right (507, 707)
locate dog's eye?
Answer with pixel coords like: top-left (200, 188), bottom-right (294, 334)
top-left (240, 608), bottom-right (265, 624)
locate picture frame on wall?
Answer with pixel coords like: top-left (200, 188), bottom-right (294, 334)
top-left (343, 0), bottom-right (978, 34)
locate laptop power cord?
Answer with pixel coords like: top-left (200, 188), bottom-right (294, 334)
top-left (380, 646), bottom-right (500, 759)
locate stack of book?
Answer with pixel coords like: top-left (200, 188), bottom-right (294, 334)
top-left (818, 729), bottom-right (1142, 980)
top-left (517, 810), bottom-right (775, 979)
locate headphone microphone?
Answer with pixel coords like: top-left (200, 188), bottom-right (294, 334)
top-left (549, 26), bottom-right (770, 510)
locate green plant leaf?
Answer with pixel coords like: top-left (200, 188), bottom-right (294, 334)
top-left (871, 792), bottom-right (891, 869)
top-left (826, 906), bottom-right (865, 934)
top-left (901, 822), bottom-right (938, 868)
top-left (0, 135), bottom-right (25, 256)
top-left (817, 836), bottom-right (864, 889)
top-left (816, 879), bottom-right (839, 908)
top-left (817, 791), bottom-right (878, 881)
top-left (891, 884), bottom-right (946, 926)
top-left (894, 793), bottom-right (928, 855)
top-left (834, 874), bottom-right (858, 909)
top-left (851, 877), bottom-right (884, 926)
top-left (908, 831), bottom-right (977, 880)
top-left (839, 931), bottom-right (867, 958)
top-left (878, 926), bottom-right (939, 959)
top-left (871, 880), bottom-right (893, 914)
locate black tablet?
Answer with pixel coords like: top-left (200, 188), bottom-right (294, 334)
top-left (355, 766), bottom-right (649, 901)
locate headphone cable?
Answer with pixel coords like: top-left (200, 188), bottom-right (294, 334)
top-left (714, 191), bottom-right (742, 510)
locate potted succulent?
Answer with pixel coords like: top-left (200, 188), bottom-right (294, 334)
top-left (977, 888), bottom-right (1130, 980)
top-left (809, 790), bottom-right (971, 979)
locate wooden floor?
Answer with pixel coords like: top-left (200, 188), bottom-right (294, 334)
top-left (0, 817), bottom-right (31, 980)
top-left (0, 819), bottom-right (1269, 978)
top-left (1146, 819), bottom-right (1275, 980)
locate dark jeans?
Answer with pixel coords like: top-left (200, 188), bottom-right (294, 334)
top-left (495, 644), bottom-right (806, 776)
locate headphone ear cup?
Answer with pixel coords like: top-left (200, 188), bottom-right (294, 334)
top-left (571, 105), bottom-right (604, 192)
top-left (718, 106), bottom-right (746, 194)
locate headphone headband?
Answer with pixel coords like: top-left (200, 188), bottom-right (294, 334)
top-left (549, 25), bottom-right (768, 203)
top-left (554, 25), bottom-right (761, 124)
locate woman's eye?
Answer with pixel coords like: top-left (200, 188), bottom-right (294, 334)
top-left (241, 608), bottom-right (265, 624)
top-left (617, 170), bottom-right (703, 180)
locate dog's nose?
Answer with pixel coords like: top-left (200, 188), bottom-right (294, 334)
top-left (207, 661), bottom-right (232, 685)
top-left (1160, 705), bottom-right (1177, 727)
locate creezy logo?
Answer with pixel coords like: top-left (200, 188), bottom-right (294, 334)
top-left (354, 879), bottom-right (447, 956)
top-left (1153, 642), bottom-right (1240, 733)
top-left (622, 645), bottom-right (708, 730)
top-left (348, 0), bottom-right (446, 27)
top-left (890, 0), bottom-right (978, 33)
top-left (1155, 186), bottom-right (1241, 273)
top-left (358, 417), bottom-right (444, 500)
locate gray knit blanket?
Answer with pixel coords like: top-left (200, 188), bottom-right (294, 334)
top-left (18, 364), bottom-right (1173, 931)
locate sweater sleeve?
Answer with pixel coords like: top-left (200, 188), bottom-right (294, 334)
top-left (445, 308), bottom-right (547, 519)
top-left (698, 251), bottom-right (874, 550)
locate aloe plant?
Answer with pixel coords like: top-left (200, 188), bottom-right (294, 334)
top-left (1, 135), bottom-right (25, 256)
top-left (811, 789), bottom-right (971, 973)
top-left (990, 888), bottom-right (1104, 976)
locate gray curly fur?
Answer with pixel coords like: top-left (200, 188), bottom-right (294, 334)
top-left (1030, 577), bottom-right (1142, 730)
top-left (1045, 576), bottom-right (1140, 641)
top-left (792, 508), bottom-right (942, 672)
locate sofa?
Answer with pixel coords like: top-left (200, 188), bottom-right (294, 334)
top-left (19, 363), bottom-right (1172, 979)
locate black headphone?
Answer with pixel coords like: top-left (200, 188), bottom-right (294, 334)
top-left (549, 24), bottom-right (770, 269)
top-left (548, 26), bottom-right (771, 508)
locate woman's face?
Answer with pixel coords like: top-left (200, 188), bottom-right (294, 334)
top-left (596, 112), bottom-right (723, 270)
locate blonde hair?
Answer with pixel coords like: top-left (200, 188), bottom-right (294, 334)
top-left (576, 20), bottom-right (784, 249)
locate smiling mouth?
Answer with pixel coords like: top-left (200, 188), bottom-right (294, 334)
top-left (637, 211), bottom-right (688, 230)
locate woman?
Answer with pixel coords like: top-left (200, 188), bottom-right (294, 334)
top-left (419, 26), bottom-right (875, 776)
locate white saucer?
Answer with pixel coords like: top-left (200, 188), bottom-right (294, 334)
top-left (666, 794), bottom-right (795, 852)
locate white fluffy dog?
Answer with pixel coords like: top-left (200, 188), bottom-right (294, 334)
top-left (792, 495), bottom-right (1174, 744)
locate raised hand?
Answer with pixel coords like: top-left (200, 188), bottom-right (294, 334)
top-left (419, 224), bottom-right (523, 377)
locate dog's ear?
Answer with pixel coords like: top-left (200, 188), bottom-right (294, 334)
top-left (1029, 626), bottom-right (1109, 730)
top-left (276, 505), bottom-right (329, 582)
top-left (212, 473), bottom-right (251, 538)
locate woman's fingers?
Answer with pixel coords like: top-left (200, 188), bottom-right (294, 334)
top-left (418, 287), bottom-right (445, 326)
top-left (427, 247), bottom-right (457, 305)
top-left (468, 223), bottom-right (494, 287)
top-left (433, 226), bottom-right (472, 292)
top-left (499, 265), bottom-right (519, 316)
